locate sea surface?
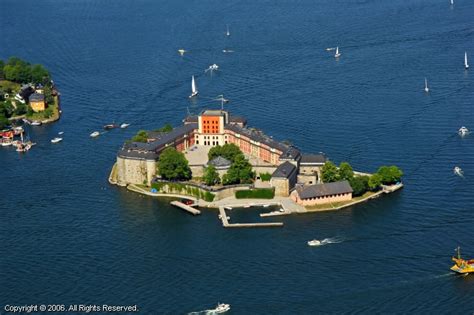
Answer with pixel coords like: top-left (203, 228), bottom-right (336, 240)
top-left (1, 0), bottom-right (473, 313)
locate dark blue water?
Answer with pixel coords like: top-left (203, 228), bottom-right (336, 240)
top-left (1, 0), bottom-right (473, 313)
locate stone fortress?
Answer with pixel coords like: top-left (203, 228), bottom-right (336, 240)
top-left (115, 109), bottom-right (329, 197)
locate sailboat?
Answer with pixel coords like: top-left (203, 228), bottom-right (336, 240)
top-left (334, 46), bottom-right (341, 58)
top-left (464, 52), bottom-right (469, 69)
top-left (450, 0), bottom-right (454, 5)
top-left (424, 78), bottom-right (429, 93)
top-left (226, 24), bottom-right (230, 37)
top-left (189, 75), bottom-right (198, 98)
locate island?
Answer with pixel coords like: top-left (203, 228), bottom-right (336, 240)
top-left (0, 57), bottom-right (60, 129)
top-left (109, 109), bottom-right (403, 221)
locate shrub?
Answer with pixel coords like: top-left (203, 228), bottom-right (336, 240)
top-left (321, 161), bottom-right (339, 183)
top-left (259, 172), bottom-right (272, 181)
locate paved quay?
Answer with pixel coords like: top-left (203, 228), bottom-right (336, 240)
top-left (218, 206), bottom-right (283, 228)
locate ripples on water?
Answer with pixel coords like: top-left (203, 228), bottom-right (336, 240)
top-left (1, 0), bottom-right (473, 313)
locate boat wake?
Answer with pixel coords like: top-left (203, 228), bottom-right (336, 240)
top-left (187, 310), bottom-right (224, 315)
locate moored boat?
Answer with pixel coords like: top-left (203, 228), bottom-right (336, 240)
top-left (451, 247), bottom-right (474, 274)
top-left (103, 124), bottom-right (118, 130)
top-left (30, 120), bottom-right (42, 126)
top-left (90, 131), bottom-right (100, 138)
top-left (458, 126), bottom-right (469, 136)
top-left (51, 137), bottom-right (63, 143)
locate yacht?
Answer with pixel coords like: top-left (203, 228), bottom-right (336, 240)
top-left (464, 52), bottom-right (469, 69)
top-left (213, 303), bottom-right (230, 313)
top-left (90, 131), bottom-right (100, 138)
top-left (307, 239), bottom-right (322, 246)
top-left (103, 123), bottom-right (118, 130)
top-left (189, 75), bottom-right (198, 98)
top-left (451, 247), bottom-right (474, 274)
top-left (454, 166), bottom-right (463, 177)
top-left (120, 123), bottom-right (130, 129)
top-left (51, 137), bottom-right (63, 144)
top-left (334, 46), bottom-right (341, 58)
top-left (458, 126), bottom-right (469, 136)
top-left (424, 78), bottom-right (429, 93)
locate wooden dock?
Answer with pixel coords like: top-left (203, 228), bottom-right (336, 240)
top-left (170, 201), bottom-right (201, 215)
top-left (218, 207), bottom-right (283, 228)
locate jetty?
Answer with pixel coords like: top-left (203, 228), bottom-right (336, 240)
top-left (218, 206), bottom-right (283, 228)
top-left (170, 201), bottom-right (201, 215)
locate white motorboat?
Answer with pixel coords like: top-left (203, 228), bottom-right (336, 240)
top-left (326, 47), bottom-right (335, 51)
top-left (205, 64), bottom-right (219, 73)
top-left (424, 78), bottom-right (429, 93)
top-left (213, 303), bottom-right (230, 313)
top-left (51, 137), bottom-right (63, 144)
top-left (189, 75), bottom-right (198, 98)
top-left (120, 123), bottom-right (130, 129)
top-left (263, 204), bottom-right (270, 208)
top-left (279, 208), bottom-right (285, 213)
top-left (454, 166), bottom-right (464, 177)
top-left (307, 239), bottom-right (322, 246)
top-left (58, 131), bottom-right (64, 135)
top-left (222, 49), bottom-right (234, 53)
top-left (465, 51), bottom-right (469, 69)
top-left (458, 126), bottom-right (469, 136)
top-left (30, 120), bottom-right (42, 126)
top-left (224, 206), bottom-right (233, 210)
top-left (334, 46), bottom-right (341, 58)
top-left (90, 131), bottom-right (100, 138)
top-left (1, 139), bottom-right (13, 146)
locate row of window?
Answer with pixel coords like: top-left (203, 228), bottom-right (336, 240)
top-left (304, 193), bottom-right (349, 200)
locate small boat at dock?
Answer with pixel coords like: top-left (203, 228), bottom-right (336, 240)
top-left (30, 120), bottom-right (42, 126)
top-left (224, 206), bottom-right (233, 210)
top-left (451, 247), bottom-right (474, 274)
top-left (51, 137), bottom-right (63, 144)
top-left (90, 131), bottom-right (100, 138)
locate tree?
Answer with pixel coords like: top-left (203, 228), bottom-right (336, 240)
top-left (0, 114), bottom-right (9, 129)
top-left (157, 147), bottom-right (192, 180)
top-left (203, 165), bottom-right (220, 186)
top-left (14, 102), bottom-right (27, 116)
top-left (30, 64), bottom-right (50, 84)
top-left (222, 154), bottom-right (254, 185)
top-left (338, 162), bottom-right (354, 181)
top-left (132, 130), bottom-right (148, 143)
top-left (321, 161), bottom-right (339, 183)
top-left (43, 85), bottom-right (54, 105)
top-left (208, 143), bottom-right (242, 163)
top-left (349, 175), bottom-right (369, 197)
top-left (43, 107), bottom-right (53, 118)
top-left (154, 123), bottom-right (173, 133)
top-left (377, 165), bottom-right (403, 185)
top-left (368, 174), bottom-right (382, 191)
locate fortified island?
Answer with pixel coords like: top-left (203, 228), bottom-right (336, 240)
top-left (109, 109), bottom-right (403, 221)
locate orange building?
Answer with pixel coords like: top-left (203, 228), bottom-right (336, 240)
top-left (29, 93), bottom-right (46, 112)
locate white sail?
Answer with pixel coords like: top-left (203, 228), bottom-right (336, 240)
top-left (424, 78), bottom-right (429, 92)
top-left (226, 24), bottom-right (230, 36)
top-left (191, 76), bottom-right (197, 94)
top-left (450, 0), bottom-right (454, 5)
top-left (334, 46), bottom-right (341, 58)
top-left (465, 52), bottom-right (469, 69)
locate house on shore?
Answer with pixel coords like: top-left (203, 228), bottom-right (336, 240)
top-left (290, 180), bottom-right (353, 206)
top-left (29, 93), bottom-right (45, 112)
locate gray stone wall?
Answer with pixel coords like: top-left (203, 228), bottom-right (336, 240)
top-left (116, 156), bottom-right (156, 186)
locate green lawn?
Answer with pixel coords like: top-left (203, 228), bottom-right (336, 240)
top-left (235, 188), bottom-right (275, 199)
